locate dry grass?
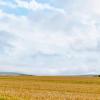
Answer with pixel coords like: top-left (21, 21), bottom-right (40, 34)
top-left (0, 76), bottom-right (99, 100)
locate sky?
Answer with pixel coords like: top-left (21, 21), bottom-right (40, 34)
top-left (0, 0), bottom-right (100, 75)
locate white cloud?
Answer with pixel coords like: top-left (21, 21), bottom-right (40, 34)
top-left (0, 0), bottom-right (65, 15)
top-left (16, 0), bottom-right (65, 14)
top-left (0, 0), bottom-right (100, 75)
top-left (89, 0), bottom-right (100, 15)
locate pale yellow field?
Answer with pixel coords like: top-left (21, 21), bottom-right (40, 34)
top-left (0, 76), bottom-right (100, 100)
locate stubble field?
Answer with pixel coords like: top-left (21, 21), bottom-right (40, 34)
top-left (0, 76), bottom-right (100, 100)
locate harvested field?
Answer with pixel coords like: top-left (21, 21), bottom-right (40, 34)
top-left (0, 76), bottom-right (99, 100)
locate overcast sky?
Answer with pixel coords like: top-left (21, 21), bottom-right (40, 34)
top-left (0, 0), bottom-right (100, 75)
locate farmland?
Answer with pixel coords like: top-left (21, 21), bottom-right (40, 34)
top-left (0, 76), bottom-right (100, 100)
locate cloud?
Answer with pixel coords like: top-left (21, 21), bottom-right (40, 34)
top-left (0, 0), bottom-right (65, 15)
top-left (0, 0), bottom-right (100, 75)
top-left (15, 0), bottom-right (65, 14)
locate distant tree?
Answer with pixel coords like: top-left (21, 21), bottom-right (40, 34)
top-left (98, 75), bottom-right (100, 77)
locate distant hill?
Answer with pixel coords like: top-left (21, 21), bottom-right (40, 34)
top-left (68, 74), bottom-right (100, 77)
top-left (0, 72), bottom-right (30, 76)
top-left (0, 72), bottom-right (99, 77)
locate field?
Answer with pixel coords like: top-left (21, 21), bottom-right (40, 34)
top-left (0, 76), bottom-right (100, 100)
